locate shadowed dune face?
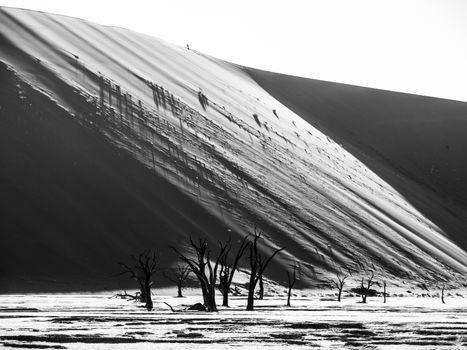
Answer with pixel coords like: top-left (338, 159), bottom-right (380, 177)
top-left (0, 64), bottom-right (230, 292)
top-left (246, 68), bottom-right (467, 251)
top-left (1, 7), bottom-right (467, 293)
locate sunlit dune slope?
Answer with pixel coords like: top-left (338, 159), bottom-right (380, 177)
top-left (246, 68), bottom-right (467, 253)
top-left (1, 7), bottom-right (466, 292)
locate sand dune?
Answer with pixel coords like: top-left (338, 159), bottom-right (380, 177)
top-left (246, 69), bottom-right (467, 251)
top-left (1, 7), bottom-right (466, 293)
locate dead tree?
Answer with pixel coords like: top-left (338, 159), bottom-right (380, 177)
top-left (329, 271), bottom-right (348, 302)
top-left (163, 264), bottom-right (191, 297)
top-left (358, 270), bottom-right (375, 303)
top-left (218, 236), bottom-right (249, 307)
top-left (119, 250), bottom-right (158, 310)
top-left (246, 230), bottom-right (284, 311)
top-left (258, 274), bottom-right (264, 299)
top-left (172, 237), bottom-right (227, 312)
top-left (113, 290), bottom-right (142, 301)
top-left (286, 262), bottom-right (299, 307)
top-left (383, 280), bottom-right (387, 303)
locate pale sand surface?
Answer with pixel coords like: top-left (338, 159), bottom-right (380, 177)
top-left (1, 290), bottom-right (467, 349)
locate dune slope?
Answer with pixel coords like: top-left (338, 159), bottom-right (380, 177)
top-left (246, 68), bottom-right (467, 252)
top-left (1, 7), bottom-right (466, 292)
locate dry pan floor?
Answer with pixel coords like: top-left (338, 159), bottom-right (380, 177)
top-left (1, 292), bottom-right (466, 349)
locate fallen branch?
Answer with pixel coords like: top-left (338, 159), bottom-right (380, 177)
top-left (112, 291), bottom-right (141, 302)
top-left (163, 302), bottom-right (176, 312)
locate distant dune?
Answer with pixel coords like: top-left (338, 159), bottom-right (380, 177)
top-left (1, 7), bottom-right (466, 293)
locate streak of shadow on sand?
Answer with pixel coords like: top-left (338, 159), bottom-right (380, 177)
top-left (1, 342), bottom-right (67, 349)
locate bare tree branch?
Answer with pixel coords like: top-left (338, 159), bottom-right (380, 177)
top-left (218, 235), bottom-right (249, 306)
top-left (286, 262), bottom-right (299, 306)
top-left (246, 228), bottom-right (284, 311)
top-left (328, 271), bottom-right (349, 302)
top-left (171, 237), bottom-right (228, 312)
top-left (117, 250), bottom-right (158, 310)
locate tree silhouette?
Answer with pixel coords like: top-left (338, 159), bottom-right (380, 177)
top-left (258, 274), bottom-right (264, 300)
top-left (246, 229), bottom-right (284, 311)
top-left (286, 262), bottom-right (299, 307)
top-left (218, 236), bottom-right (249, 307)
top-left (329, 271), bottom-right (348, 302)
top-left (118, 250), bottom-right (158, 310)
top-left (357, 270), bottom-right (375, 303)
top-left (164, 264), bottom-right (191, 298)
top-left (382, 280), bottom-right (387, 303)
top-left (172, 237), bottom-right (227, 312)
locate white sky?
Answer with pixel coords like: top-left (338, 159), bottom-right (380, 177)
top-left (1, 0), bottom-right (467, 102)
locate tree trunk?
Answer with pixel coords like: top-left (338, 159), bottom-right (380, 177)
top-left (140, 284), bottom-right (147, 304)
top-left (144, 284), bottom-right (153, 310)
top-left (360, 279), bottom-right (366, 303)
top-left (383, 282), bottom-right (387, 303)
top-left (222, 287), bottom-right (229, 307)
top-left (177, 282), bottom-right (183, 298)
top-left (205, 285), bottom-right (218, 312)
top-left (259, 275), bottom-right (264, 300)
top-left (246, 274), bottom-right (256, 311)
top-left (287, 287), bottom-right (292, 307)
top-left (441, 285), bottom-right (445, 304)
top-left (199, 281), bottom-right (218, 312)
top-left (337, 287), bottom-right (342, 302)
top-left (246, 291), bottom-right (255, 311)
top-left (200, 283), bottom-right (210, 310)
